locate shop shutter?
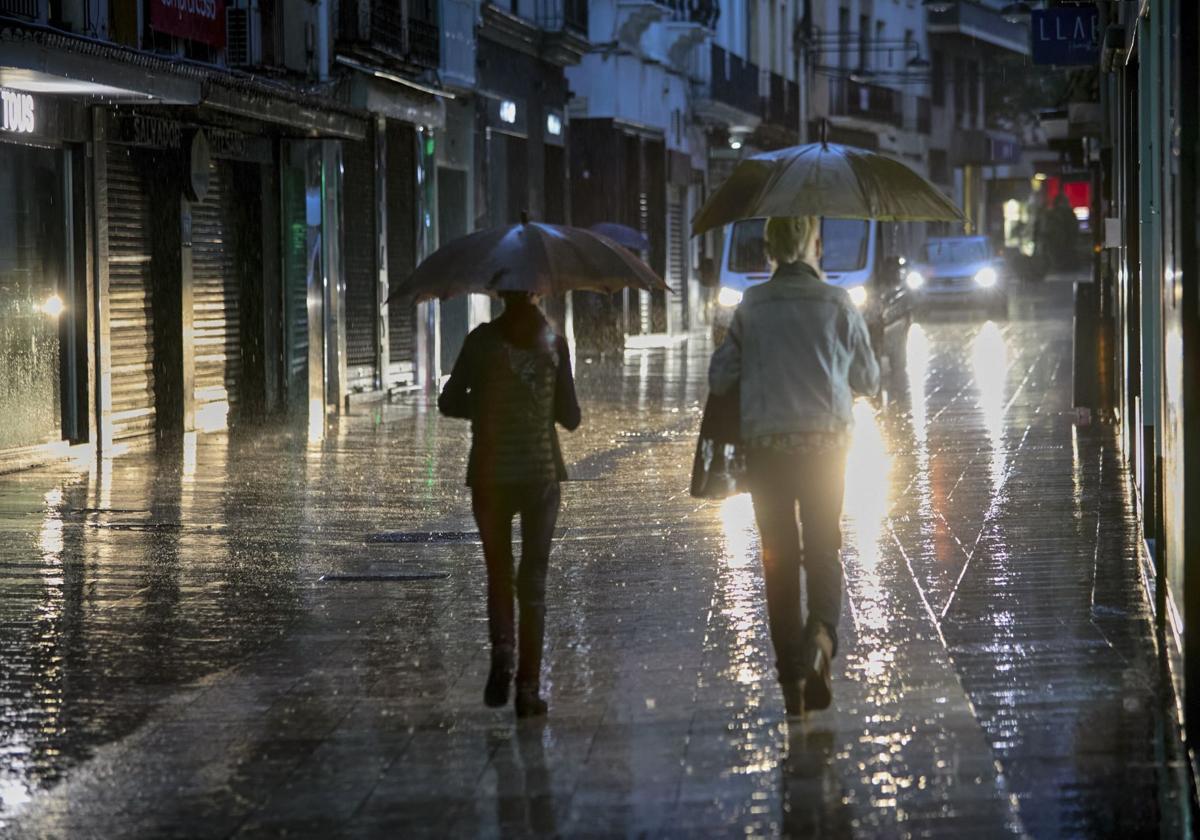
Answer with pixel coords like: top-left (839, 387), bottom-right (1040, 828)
top-left (106, 147), bottom-right (156, 441)
top-left (386, 123), bottom-right (417, 385)
top-left (191, 160), bottom-right (242, 428)
top-left (343, 137), bottom-right (378, 392)
top-left (667, 186), bottom-right (686, 331)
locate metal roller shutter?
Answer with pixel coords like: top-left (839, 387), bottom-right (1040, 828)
top-left (343, 137), bottom-right (378, 392)
top-left (106, 147), bottom-right (156, 441)
top-left (667, 186), bottom-right (686, 332)
top-left (386, 123), bottom-right (417, 385)
top-left (191, 160), bottom-right (241, 428)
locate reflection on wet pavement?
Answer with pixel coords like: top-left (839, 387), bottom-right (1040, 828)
top-left (0, 283), bottom-right (1186, 837)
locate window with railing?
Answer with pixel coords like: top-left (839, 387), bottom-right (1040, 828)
top-left (370, 0), bottom-right (440, 69)
top-left (0, 0), bottom-right (38, 18)
top-left (534, 0), bottom-right (588, 34)
top-left (827, 77), bottom-right (902, 127)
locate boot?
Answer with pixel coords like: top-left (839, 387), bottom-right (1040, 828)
top-left (484, 645), bottom-right (514, 708)
top-left (803, 623), bottom-right (835, 711)
top-left (780, 678), bottom-right (805, 720)
top-left (515, 681), bottom-right (548, 718)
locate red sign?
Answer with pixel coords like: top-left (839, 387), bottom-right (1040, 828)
top-left (149, 0), bottom-right (226, 48)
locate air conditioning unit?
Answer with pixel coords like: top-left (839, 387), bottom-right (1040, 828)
top-left (226, 1), bottom-right (263, 67)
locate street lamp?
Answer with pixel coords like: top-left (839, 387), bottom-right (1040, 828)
top-left (907, 53), bottom-right (931, 70)
top-left (849, 67), bottom-right (876, 84)
top-left (1001, 2), bottom-right (1033, 24)
top-left (922, 0), bottom-right (955, 13)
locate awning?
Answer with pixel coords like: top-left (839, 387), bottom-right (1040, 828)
top-left (0, 25), bottom-right (369, 139)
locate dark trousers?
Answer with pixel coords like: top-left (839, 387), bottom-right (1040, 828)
top-left (472, 482), bottom-right (561, 687)
top-left (747, 447), bottom-right (847, 681)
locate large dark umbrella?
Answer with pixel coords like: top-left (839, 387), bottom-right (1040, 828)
top-left (692, 141), bottom-right (964, 235)
top-left (588, 222), bottom-right (650, 252)
top-left (388, 221), bottom-right (667, 303)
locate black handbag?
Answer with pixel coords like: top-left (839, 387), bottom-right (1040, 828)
top-left (690, 388), bottom-right (747, 499)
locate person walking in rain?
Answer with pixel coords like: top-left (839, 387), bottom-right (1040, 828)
top-left (439, 291), bottom-right (581, 718)
top-left (708, 216), bottom-right (879, 718)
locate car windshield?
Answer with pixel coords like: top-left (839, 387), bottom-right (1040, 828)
top-left (727, 218), bottom-right (870, 273)
top-left (821, 219), bottom-right (869, 272)
top-left (729, 219), bottom-right (768, 272)
top-left (925, 239), bottom-right (989, 264)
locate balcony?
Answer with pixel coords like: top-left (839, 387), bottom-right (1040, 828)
top-left (340, 1), bottom-right (440, 71)
top-left (709, 44), bottom-right (759, 114)
top-left (766, 72), bottom-right (800, 130)
top-left (928, 1), bottom-right (1028, 56)
top-left (535, 0), bottom-right (588, 34)
top-left (828, 78), bottom-right (903, 128)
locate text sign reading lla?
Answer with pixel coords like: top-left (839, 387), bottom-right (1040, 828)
top-left (1032, 7), bottom-right (1100, 66)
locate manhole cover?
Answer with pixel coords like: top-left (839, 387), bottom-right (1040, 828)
top-left (365, 531), bottom-right (478, 544)
top-left (320, 572), bottom-right (450, 582)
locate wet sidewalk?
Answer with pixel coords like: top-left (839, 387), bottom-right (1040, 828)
top-left (0, 283), bottom-right (1188, 838)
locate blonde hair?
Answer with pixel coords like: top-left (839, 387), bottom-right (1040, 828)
top-left (764, 216), bottom-right (820, 267)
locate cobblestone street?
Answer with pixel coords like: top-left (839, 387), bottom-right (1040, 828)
top-left (0, 282), bottom-right (1188, 838)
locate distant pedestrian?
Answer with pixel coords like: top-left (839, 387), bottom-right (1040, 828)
top-left (439, 291), bottom-right (581, 718)
top-left (708, 216), bottom-right (879, 718)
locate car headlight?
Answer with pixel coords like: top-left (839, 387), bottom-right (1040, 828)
top-left (847, 285), bottom-right (868, 308)
top-left (717, 286), bottom-right (744, 307)
top-left (974, 267), bottom-right (998, 288)
top-left (905, 270), bottom-right (925, 290)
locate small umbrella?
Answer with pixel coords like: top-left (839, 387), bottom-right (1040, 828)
top-left (589, 222), bottom-right (650, 252)
top-left (388, 220), bottom-right (668, 303)
top-left (691, 141), bottom-right (964, 235)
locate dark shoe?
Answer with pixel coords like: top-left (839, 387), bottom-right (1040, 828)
top-left (514, 684), bottom-right (548, 718)
top-left (484, 647), bottom-right (514, 708)
top-left (780, 679), bottom-right (805, 720)
top-left (803, 624), bottom-right (835, 711)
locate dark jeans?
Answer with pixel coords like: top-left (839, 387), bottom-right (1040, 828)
top-left (747, 446), bottom-right (847, 681)
top-left (472, 482), bottom-right (561, 687)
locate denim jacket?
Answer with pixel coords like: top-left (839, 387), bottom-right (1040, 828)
top-left (708, 261), bottom-right (879, 442)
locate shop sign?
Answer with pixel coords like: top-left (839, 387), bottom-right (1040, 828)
top-left (1031, 7), bottom-right (1100, 66)
top-left (1, 89), bottom-right (35, 134)
top-left (149, 0), bottom-right (226, 49)
top-left (117, 113), bottom-right (184, 148)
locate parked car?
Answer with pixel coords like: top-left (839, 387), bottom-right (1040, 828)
top-left (711, 218), bottom-right (915, 370)
top-left (907, 235), bottom-right (1008, 318)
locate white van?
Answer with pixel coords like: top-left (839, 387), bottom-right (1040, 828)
top-left (710, 218), bottom-right (918, 369)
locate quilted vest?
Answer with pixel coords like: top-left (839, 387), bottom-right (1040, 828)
top-left (467, 324), bottom-right (566, 486)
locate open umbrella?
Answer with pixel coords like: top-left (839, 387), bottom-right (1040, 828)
top-left (691, 141), bottom-right (964, 235)
top-left (588, 222), bottom-right (650, 252)
top-left (388, 220), bottom-right (668, 303)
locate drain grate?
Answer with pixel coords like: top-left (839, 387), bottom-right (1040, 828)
top-left (320, 572), bottom-right (450, 582)
top-left (365, 531), bottom-right (478, 544)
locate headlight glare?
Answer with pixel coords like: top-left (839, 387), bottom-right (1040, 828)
top-left (905, 270), bottom-right (925, 290)
top-left (717, 286), bottom-right (744, 307)
top-left (974, 266), bottom-right (998, 288)
top-left (848, 285), bottom-right (868, 308)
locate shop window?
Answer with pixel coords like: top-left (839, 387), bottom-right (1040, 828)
top-left (0, 144), bottom-right (68, 449)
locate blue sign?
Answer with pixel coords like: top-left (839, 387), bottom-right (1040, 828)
top-left (1031, 7), bottom-right (1100, 66)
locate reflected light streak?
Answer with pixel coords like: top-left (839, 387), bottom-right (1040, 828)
top-left (971, 322), bottom-right (1009, 495)
top-left (194, 400), bottom-right (230, 433)
top-left (719, 493), bottom-right (757, 568)
top-left (845, 401), bottom-right (892, 571)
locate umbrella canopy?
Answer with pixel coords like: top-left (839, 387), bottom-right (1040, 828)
top-left (691, 142), bottom-right (964, 235)
top-left (588, 222), bottom-right (650, 252)
top-left (389, 222), bottom-right (668, 303)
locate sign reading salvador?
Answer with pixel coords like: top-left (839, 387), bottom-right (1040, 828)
top-left (149, 0), bottom-right (226, 49)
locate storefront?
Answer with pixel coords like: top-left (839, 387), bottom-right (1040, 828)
top-left (0, 90), bottom-right (89, 466)
top-left (101, 109), bottom-right (276, 440)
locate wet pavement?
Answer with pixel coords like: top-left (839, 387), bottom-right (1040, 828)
top-left (0, 281), bottom-right (1190, 838)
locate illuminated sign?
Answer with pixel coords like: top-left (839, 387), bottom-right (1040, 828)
top-left (150, 0), bottom-right (226, 48)
top-left (499, 100), bottom-right (517, 124)
top-left (546, 113), bottom-right (562, 136)
top-left (1, 89), bottom-right (34, 134)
